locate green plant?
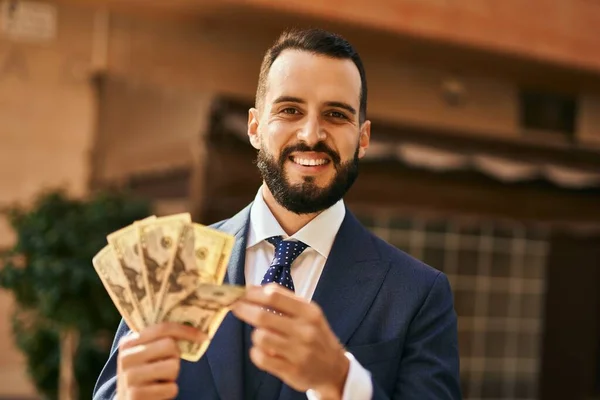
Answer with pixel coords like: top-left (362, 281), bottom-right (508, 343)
top-left (0, 189), bottom-right (151, 400)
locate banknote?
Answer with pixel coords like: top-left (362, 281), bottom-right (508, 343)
top-left (179, 308), bottom-right (230, 362)
top-left (160, 283), bottom-right (246, 362)
top-left (107, 222), bottom-right (154, 327)
top-left (154, 222), bottom-right (200, 322)
top-left (192, 224), bottom-right (228, 285)
top-left (94, 213), bottom-right (240, 362)
top-left (137, 213), bottom-right (192, 320)
top-left (212, 229), bottom-right (235, 285)
top-left (92, 245), bottom-right (144, 332)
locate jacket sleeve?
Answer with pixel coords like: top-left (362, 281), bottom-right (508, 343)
top-left (93, 319), bottom-right (132, 400)
top-left (374, 272), bottom-right (462, 400)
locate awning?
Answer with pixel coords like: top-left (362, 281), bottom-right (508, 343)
top-left (369, 142), bottom-right (600, 189)
top-left (220, 113), bottom-right (600, 190)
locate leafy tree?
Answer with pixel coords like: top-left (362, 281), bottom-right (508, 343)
top-left (0, 189), bottom-right (151, 399)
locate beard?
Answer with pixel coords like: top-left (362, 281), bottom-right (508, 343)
top-left (255, 141), bottom-right (360, 215)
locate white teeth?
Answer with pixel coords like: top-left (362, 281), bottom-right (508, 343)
top-left (293, 157), bottom-right (328, 166)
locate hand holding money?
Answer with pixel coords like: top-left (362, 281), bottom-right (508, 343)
top-left (116, 323), bottom-right (206, 400)
top-left (93, 213), bottom-right (245, 362)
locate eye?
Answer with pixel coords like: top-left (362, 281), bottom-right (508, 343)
top-left (281, 108), bottom-right (300, 115)
top-left (326, 111), bottom-right (348, 120)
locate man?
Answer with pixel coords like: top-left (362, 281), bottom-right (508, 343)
top-left (93, 28), bottom-right (461, 400)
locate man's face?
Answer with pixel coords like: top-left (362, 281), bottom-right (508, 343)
top-left (248, 50), bottom-right (371, 214)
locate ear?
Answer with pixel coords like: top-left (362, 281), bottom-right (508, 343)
top-left (248, 108), bottom-right (261, 150)
top-left (357, 120), bottom-right (371, 159)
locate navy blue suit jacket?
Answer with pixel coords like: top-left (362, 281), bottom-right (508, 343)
top-left (93, 204), bottom-right (461, 399)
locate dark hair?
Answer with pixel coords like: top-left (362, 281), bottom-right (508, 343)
top-left (255, 28), bottom-right (368, 123)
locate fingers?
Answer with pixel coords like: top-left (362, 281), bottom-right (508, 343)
top-left (127, 383), bottom-right (178, 400)
top-left (120, 322), bottom-right (206, 351)
top-left (252, 328), bottom-right (291, 359)
top-left (119, 337), bottom-right (180, 371)
top-left (233, 285), bottom-right (326, 337)
top-left (232, 301), bottom-right (296, 336)
top-left (117, 322), bottom-right (205, 379)
top-left (241, 284), bottom-right (311, 318)
top-left (125, 358), bottom-right (180, 386)
top-left (117, 323), bottom-right (206, 399)
top-left (117, 338), bottom-right (181, 399)
top-left (250, 346), bottom-right (289, 376)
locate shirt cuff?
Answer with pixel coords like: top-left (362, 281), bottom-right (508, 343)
top-left (306, 351), bottom-right (373, 400)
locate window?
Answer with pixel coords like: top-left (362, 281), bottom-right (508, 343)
top-left (357, 212), bottom-right (549, 400)
top-left (519, 88), bottom-right (578, 139)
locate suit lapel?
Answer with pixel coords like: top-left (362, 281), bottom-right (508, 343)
top-left (311, 210), bottom-right (389, 345)
top-left (279, 210), bottom-right (391, 400)
top-left (205, 205), bottom-right (252, 400)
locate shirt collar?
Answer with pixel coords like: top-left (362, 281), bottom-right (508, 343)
top-left (247, 185), bottom-right (346, 258)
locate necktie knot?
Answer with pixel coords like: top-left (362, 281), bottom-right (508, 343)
top-left (266, 236), bottom-right (308, 268)
top-left (261, 236), bottom-right (308, 292)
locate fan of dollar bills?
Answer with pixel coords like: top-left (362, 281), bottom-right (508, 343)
top-left (92, 213), bottom-right (245, 362)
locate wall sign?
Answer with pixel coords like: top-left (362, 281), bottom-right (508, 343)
top-left (0, 0), bottom-right (56, 42)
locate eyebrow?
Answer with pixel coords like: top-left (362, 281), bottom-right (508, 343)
top-left (272, 95), bottom-right (357, 115)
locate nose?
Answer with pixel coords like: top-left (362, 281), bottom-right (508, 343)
top-left (296, 115), bottom-right (325, 147)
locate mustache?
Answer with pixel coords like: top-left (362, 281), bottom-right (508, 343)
top-left (279, 142), bottom-right (341, 165)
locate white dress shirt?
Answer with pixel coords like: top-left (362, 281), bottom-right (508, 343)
top-left (244, 186), bottom-right (373, 400)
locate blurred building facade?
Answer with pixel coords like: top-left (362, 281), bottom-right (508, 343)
top-left (1, 0), bottom-right (599, 399)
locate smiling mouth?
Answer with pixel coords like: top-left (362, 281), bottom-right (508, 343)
top-left (289, 156), bottom-right (331, 166)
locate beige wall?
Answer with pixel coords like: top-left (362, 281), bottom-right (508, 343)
top-left (105, 15), bottom-right (521, 139)
top-left (0, 5), bottom-right (97, 397)
top-left (0, 4), bottom-right (97, 236)
top-left (0, 72), bottom-right (96, 398)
